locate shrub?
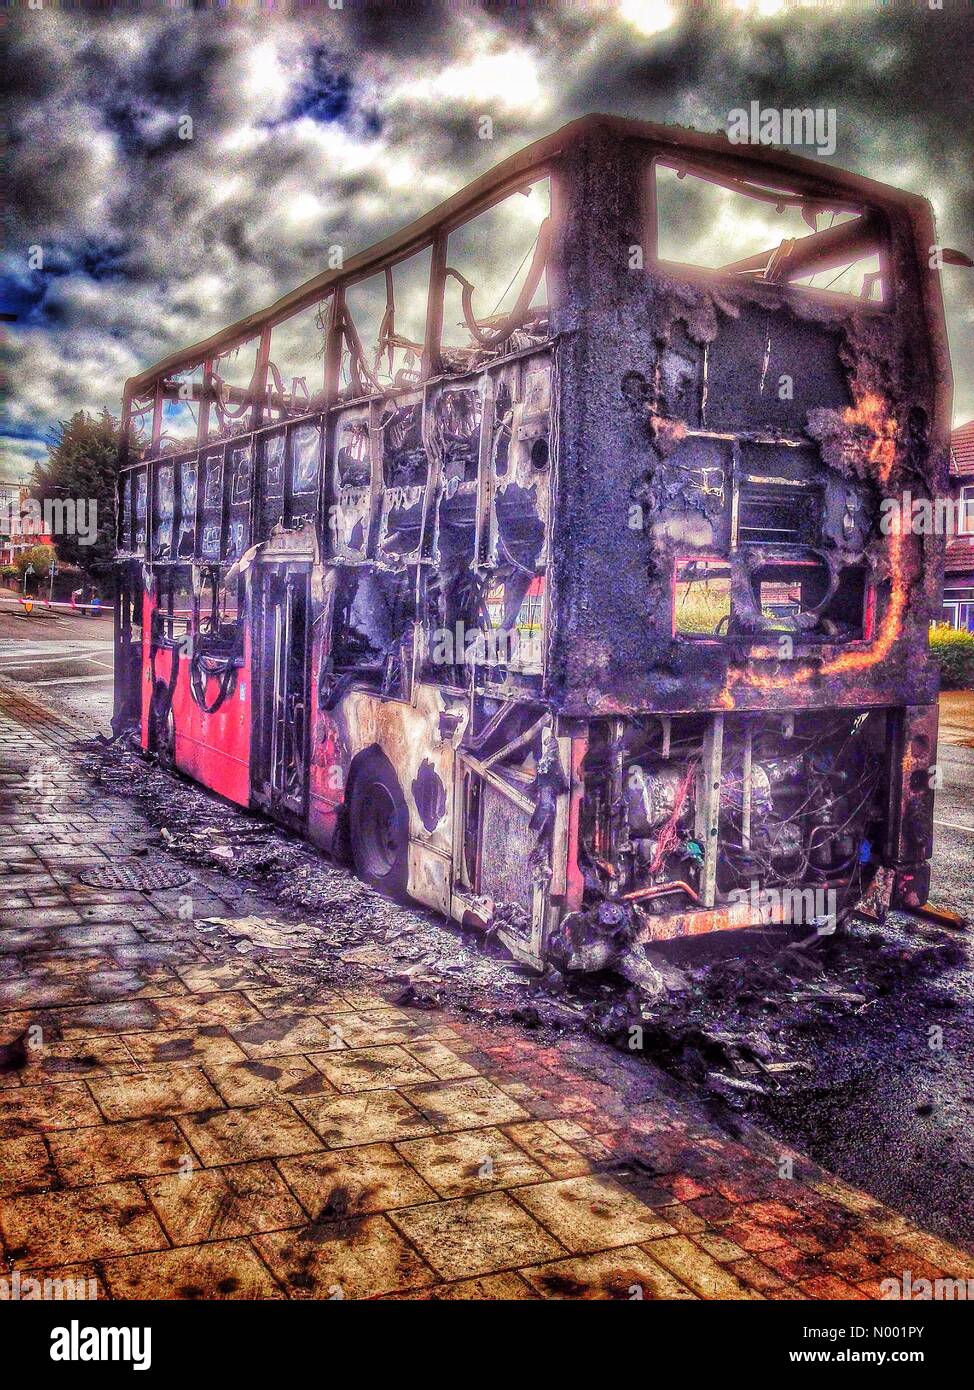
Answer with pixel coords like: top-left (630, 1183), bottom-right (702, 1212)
top-left (14, 544), bottom-right (56, 580)
top-left (929, 623), bottom-right (974, 689)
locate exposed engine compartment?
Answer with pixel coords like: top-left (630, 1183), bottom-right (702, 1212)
top-left (551, 709), bottom-right (891, 973)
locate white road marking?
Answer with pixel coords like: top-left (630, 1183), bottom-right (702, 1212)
top-left (0, 644), bottom-right (112, 658)
top-left (934, 819), bottom-right (974, 835)
top-left (1, 656), bottom-right (113, 670)
top-left (30, 674), bottom-right (114, 687)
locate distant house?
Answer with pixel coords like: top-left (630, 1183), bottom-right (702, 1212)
top-left (0, 479), bottom-right (29, 567)
top-left (943, 419), bottom-right (974, 631)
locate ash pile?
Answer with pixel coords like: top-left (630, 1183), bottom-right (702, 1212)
top-left (83, 738), bottom-right (968, 1112)
top-left (83, 738), bottom-right (560, 1017)
top-left (568, 916), bottom-right (967, 1109)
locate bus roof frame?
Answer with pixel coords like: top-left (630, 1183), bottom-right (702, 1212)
top-left (125, 111), bottom-right (930, 403)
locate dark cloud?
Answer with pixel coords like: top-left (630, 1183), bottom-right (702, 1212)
top-left (1, 0), bottom-right (972, 479)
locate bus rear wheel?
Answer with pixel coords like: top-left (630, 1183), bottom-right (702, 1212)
top-left (348, 752), bottom-right (409, 900)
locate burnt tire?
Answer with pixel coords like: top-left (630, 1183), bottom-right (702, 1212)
top-left (348, 752), bottom-right (409, 900)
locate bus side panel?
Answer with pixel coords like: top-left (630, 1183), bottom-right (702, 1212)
top-left (310, 684), bottom-right (464, 915)
top-left (307, 614), bottom-right (346, 853)
top-left (140, 587), bottom-right (153, 752)
top-left (170, 628), bottom-right (252, 808)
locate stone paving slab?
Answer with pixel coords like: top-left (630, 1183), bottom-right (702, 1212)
top-left (2, 690), bottom-right (974, 1300)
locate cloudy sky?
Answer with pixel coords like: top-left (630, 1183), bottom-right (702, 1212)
top-left (2, 0), bottom-right (972, 481)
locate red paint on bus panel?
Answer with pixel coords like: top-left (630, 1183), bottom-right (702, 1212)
top-left (140, 587), bottom-right (153, 752)
top-left (169, 629), bottom-right (253, 808)
top-left (138, 585), bottom-right (251, 806)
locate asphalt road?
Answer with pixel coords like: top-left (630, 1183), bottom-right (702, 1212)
top-left (930, 737), bottom-right (974, 924)
top-left (0, 629), bottom-right (114, 727)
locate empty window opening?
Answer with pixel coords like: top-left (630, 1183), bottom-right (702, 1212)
top-left (674, 560), bottom-right (732, 636)
top-left (757, 576), bottom-right (804, 628)
top-left (484, 573), bottom-right (545, 674)
top-left (746, 560), bottom-right (866, 640)
top-left (441, 178), bottom-right (551, 358)
top-left (493, 482), bottom-right (545, 574)
top-left (335, 417), bottom-right (371, 488)
top-left (153, 463), bottom-right (175, 560)
top-left (434, 388), bottom-right (482, 487)
top-left (226, 442), bottom-right (253, 560)
top-left (676, 555), bottom-right (866, 643)
top-left (126, 404), bottom-right (153, 458)
top-left (381, 403), bottom-right (426, 488)
top-left (160, 367), bottom-right (203, 453)
top-left (176, 459), bottom-right (198, 559)
top-left (819, 565), bottom-right (867, 639)
top-left (134, 470), bottom-right (148, 551)
top-left (209, 337), bottom-right (261, 439)
top-left (653, 162), bottom-right (885, 302)
top-left (331, 567), bottom-right (415, 695)
top-left (197, 570), bottom-right (242, 656)
top-left (153, 571), bottom-right (194, 644)
top-left (200, 449), bottom-right (225, 561)
top-left (289, 423), bottom-right (321, 510)
top-left (258, 431), bottom-right (286, 539)
top-left (119, 472), bottom-right (133, 550)
top-left (267, 297), bottom-right (332, 418)
top-left (342, 247), bottom-right (432, 396)
top-left (229, 443), bottom-right (253, 507)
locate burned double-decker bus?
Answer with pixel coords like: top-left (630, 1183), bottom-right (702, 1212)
top-left (114, 115), bottom-right (952, 974)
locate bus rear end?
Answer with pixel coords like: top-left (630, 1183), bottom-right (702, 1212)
top-left (542, 120), bottom-right (951, 968)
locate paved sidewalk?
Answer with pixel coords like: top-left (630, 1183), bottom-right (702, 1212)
top-left (2, 687), bottom-right (973, 1300)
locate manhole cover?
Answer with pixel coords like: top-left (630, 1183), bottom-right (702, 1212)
top-left (77, 863), bottom-right (193, 891)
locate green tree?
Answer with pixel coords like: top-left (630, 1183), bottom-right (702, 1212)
top-left (31, 409), bottom-right (120, 586)
top-left (14, 543), bottom-right (56, 581)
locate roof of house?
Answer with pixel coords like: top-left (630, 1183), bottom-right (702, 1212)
top-left (950, 418), bottom-right (974, 479)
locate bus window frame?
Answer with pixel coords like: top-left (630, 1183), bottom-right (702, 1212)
top-left (195, 565), bottom-right (244, 662)
top-left (647, 153), bottom-right (894, 311)
top-left (152, 567), bottom-right (195, 647)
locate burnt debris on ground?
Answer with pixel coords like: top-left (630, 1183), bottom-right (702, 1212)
top-left (83, 736), bottom-right (971, 1119)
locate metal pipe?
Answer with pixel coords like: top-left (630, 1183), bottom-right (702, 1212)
top-left (624, 880), bottom-right (701, 904)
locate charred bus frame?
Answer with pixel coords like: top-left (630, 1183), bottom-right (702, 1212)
top-left (114, 114), bottom-right (953, 973)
